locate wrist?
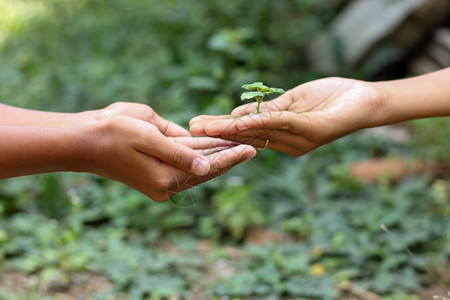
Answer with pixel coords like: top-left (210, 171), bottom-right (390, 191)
top-left (69, 122), bottom-right (105, 174)
top-left (347, 79), bottom-right (392, 129)
top-left (367, 80), bottom-right (398, 127)
top-left (38, 125), bottom-right (96, 174)
top-left (367, 78), bottom-right (424, 127)
top-left (66, 125), bottom-right (94, 173)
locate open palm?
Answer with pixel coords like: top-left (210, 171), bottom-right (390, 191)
top-left (190, 77), bottom-right (384, 156)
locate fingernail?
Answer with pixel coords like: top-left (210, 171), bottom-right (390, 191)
top-left (192, 157), bottom-right (210, 175)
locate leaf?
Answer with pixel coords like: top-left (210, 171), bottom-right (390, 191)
top-left (268, 87), bottom-right (285, 94)
top-left (241, 91), bottom-right (265, 101)
top-left (284, 276), bottom-right (338, 298)
top-left (242, 82), bottom-right (269, 91)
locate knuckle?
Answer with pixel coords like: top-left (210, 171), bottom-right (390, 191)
top-left (104, 115), bottom-right (123, 130)
top-left (284, 89), bottom-right (296, 106)
top-left (170, 149), bottom-right (185, 167)
top-left (153, 177), bottom-right (170, 193)
top-left (142, 105), bottom-right (156, 121)
top-left (279, 114), bottom-right (291, 130)
top-left (96, 102), bottom-right (127, 122)
top-left (113, 101), bottom-right (126, 107)
top-left (236, 118), bottom-right (252, 130)
top-left (109, 101), bottom-right (128, 111)
top-left (220, 132), bottom-right (237, 142)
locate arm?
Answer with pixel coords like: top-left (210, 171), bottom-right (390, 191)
top-left (0, 101), bottom-right (192, 137)
top-left (0, 117), bottom-right (256, 201)
top-left (371, 67), bottom-right (450, 125)
top-left (0, 101), bottom-right (211, 174)
top-left (0, 103), bottom-right (95, 127)
top-left (190, 68), bottom-right (450, 156)
top-left (0, 102), bottom-right (257, 201)
top-left (0, 125), bottom-right (87, 177)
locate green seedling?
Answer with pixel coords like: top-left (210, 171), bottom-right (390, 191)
top-left (240, 82), bottom-right (284, 114)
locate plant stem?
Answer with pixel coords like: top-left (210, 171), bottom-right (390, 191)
top-left (256, 96), bottom-right (263, 114)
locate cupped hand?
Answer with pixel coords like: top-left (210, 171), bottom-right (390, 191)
top-left (190, 77), bottom-right (385, 156)
top-left (95, 102), bottom-right (190, 137)
top-left (84, 115), bottom-right (256, 201)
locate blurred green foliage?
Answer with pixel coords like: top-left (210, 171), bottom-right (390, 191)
top-left (0, 0), bottom-right (449, 299)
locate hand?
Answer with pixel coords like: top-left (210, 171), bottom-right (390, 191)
top-left (65, 101), bottom-right (224, 174)
top-left (190, 77), bottom-right (385, 156)
top-left (83, 115), bottom-right (256, 201)
top-left (94, 102), bottom-right (191, 138)
top-left (87, 102), bottom-right (229, 176)
top-left (0, 102), bottom-right (256, 201)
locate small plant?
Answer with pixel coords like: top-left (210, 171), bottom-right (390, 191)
top-left (381, 224), bottom-right (450, 298)
top-left (240, 82), bottom-right (285, 114)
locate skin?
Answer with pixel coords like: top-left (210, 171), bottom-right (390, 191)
top-left (0, 102), bottom-right (256, 201)
top-left (190, 68), bottom-right (450, 157)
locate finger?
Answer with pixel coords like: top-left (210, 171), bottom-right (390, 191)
top-left (214, 129), bottom-right (315, 156)
top-left (231, 92), bottom-right (293, 116)
top-left (197, 146), bottom-right (234, 156)
top-left (168, 162), bottom-right (232, 197)
top-left (199, 111), bottom-right (326, 139)
top-left (167, 144), bottom-right (257, 194)
top-left (245, 137), bottom-right (311, 157)
top-left (136, 129), bottom-right (211, 176)
top-left (190, 111), bottom-right (294, 137)
top-left (190, 114), bottom-right (234, 125)
top-left (189, 115), bottom-right (236, 136)
top-left (152, 113), bottom-right (191, 137)
top-left (171, 136), bottom-right (238, 150)
top-left (230, 103), bottom-right (257, 116)
top-left (190, 107), bottom-right (295, 135)
top-left (206, 144), bottom-right (257, 177)
top-left (190, 116), bottom-right (245, 137)
top-left (264, 140), bottom-right (310, 157)
top-left (165, 121), bottom-right (191, 137)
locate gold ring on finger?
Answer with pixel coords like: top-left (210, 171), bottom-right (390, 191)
top-left (256, 139), bottom-right (269, 150)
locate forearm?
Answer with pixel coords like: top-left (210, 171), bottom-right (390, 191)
top-left (372, 68), bottom-right (450, 125)
top-left (0, 125), bottom-right (89, 179)
top-left (0, 104), bottom-right (96, 127)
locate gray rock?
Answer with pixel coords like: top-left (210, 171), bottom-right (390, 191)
top-left (310, 0), bottom-right (449, 75)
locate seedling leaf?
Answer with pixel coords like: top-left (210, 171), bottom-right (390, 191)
top-left (240, 81), bottom-right (285, 114)
top-left (242, 82), bottom-right (269, 91)
top-left (269, 87), bottom-right (285, 94)
top-left (241, 91), bottom-right (265, 101)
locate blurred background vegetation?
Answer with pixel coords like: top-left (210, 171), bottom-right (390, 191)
top-left (0, 0), bottom-right (449, 299)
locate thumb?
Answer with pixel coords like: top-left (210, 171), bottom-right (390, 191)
top-left (231, 102), bottom-right (258, 116)
top-left (138, 130), bottom-right (211, 176)
top-left (151, 113), bottom-right (191, 137)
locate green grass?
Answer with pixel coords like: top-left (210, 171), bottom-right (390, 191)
top-left (0, 1), bottom-right (449, 299)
